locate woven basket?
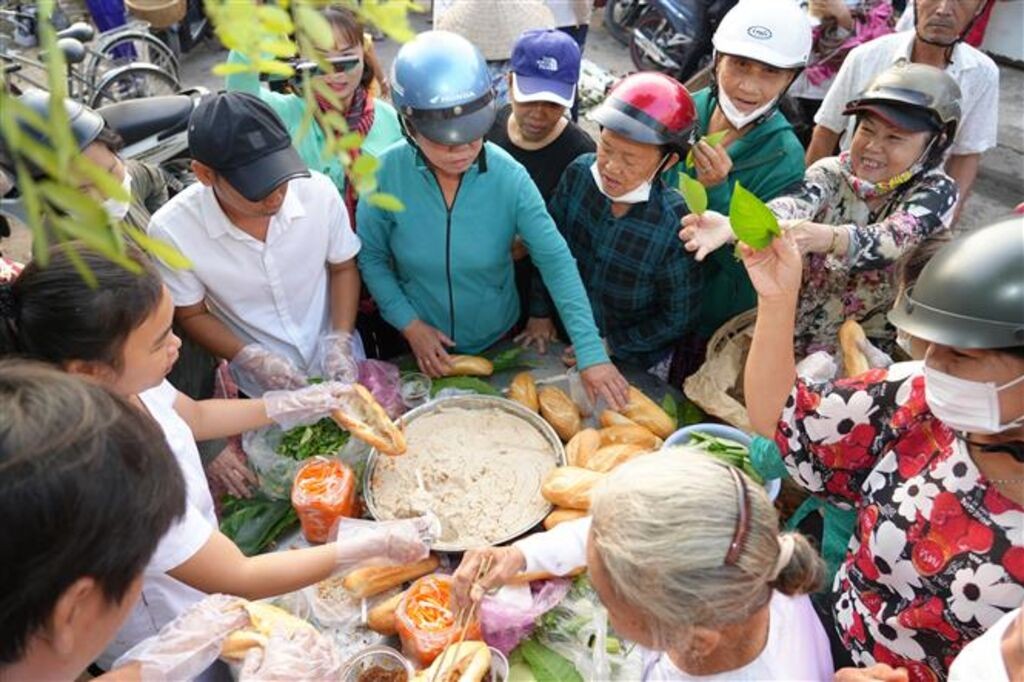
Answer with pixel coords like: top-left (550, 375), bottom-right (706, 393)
top-left (124, 0), bottom-right (186, 29)
top-left (682, 308), bottom-right (758, 432)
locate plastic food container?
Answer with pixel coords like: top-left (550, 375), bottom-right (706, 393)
top-left (340, 645), bottom-right (414, 682)
top-left (400, 372), bottom-right (432, 409)
top-left (664, 423), bottom-right (782, 501)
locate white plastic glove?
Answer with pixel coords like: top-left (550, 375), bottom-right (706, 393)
top-left (858, 337), bottom-right (894, 370)
top-left (334, 514), bottom-right (441, 570)
top-left (229, 344), bottom-right (308, 394)
top-left (263, 381), bottom-right (356, 431)
top-left (112, 594), bottom-right (248, 681)
top-left (238, 626), bottom-right (344, 681)
top-left (678, 210), bottom-right (735, 261)
top-left (318, 330), bottom-right (359, 384)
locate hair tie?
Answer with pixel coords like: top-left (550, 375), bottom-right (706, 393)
top-left (770, 535), bottom-right (796, 581)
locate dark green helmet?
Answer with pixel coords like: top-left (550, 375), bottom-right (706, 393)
top-left (844, 61), bottom-right (961, 167)
top-left (888, 217), bottom-right (1024, 350)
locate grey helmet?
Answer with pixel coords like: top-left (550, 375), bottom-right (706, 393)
top-left (888, 216), bottom-right (1024, 350)
top-left (13, 89), bottom-right (105, 150)
top-left (843, 61), bottom-right (961, 168)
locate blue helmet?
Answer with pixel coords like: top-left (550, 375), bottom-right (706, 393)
top-left (390, 31), bottom-right (496, 146)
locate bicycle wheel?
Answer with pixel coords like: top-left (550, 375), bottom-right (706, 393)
top-left (90, 63), bottom-right (179, 108)
top-left (87, 30), bottom-right (179, 87)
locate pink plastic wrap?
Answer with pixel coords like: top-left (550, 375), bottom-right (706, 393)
top-left (479, 579), bottom-right (572, 655)
top-left (358, 360), bottom-right (404, 418)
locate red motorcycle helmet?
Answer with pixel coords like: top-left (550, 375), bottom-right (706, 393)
top-left (590, 72), bottom-right (698, 151)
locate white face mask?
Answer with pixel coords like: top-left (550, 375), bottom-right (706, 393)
top-left (590, 156), bottom-right (666, 205)
top-left (924, 364), bottom-right (1024, 435)
top-left (102, 170), bottom-right (132, 222)
top-left (896, 329), bottom-right (913, 357)
top-left (716, 89), bottom-right (777, 129)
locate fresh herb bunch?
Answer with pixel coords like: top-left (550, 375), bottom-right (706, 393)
top-left (276, 418), bottom-right (350, 460)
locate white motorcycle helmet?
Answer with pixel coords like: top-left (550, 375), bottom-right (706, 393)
top-left (712, 0), bottom-right (813, 70)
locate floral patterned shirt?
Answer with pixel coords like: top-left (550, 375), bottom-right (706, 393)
top-left (769, 156), bottom-right (958, 357)
top-left (776, 362), bottom-right (1024, 681)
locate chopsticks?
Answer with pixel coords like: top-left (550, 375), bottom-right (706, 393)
top-left (430, 555), bottom-right (493, 682)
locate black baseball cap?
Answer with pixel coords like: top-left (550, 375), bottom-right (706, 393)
top-left (188, 92), bottom-right (309, 201)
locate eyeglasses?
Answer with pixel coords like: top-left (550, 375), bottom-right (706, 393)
top-left (325, 55), bottom-right (362, 73)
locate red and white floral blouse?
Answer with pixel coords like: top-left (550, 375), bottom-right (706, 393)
top-left (775, 361), bottom-right (1024, 681)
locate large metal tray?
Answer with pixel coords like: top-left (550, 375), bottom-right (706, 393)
top-left (363, 395), bottom-right (566, 552)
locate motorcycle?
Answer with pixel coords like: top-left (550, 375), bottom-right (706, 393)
top-left (0, 87), bottom-right (206, 227)
top-left (629, 0), bottom-right (738, 83)
top-left (604, 0), bottom-right (649, 45)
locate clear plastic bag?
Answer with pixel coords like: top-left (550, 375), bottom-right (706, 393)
top-left (395, 574), bottom-right (481, 667)
top-left (291, 457), bottom-right (357, 544)
top-left (480, 580), bottom-right (572, 655)
top-left (242, 425), bottom-right (366, 500)
top-left (358, 360), bottom-right (404, 418)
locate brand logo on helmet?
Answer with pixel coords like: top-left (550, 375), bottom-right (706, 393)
top-left (747, 25), bottom-right (773, 40)
top-left (429, 91), bottom-right (476, 105)
top-left (536, 56), bottom-right (558, 72)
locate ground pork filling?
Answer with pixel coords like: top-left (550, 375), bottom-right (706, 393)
top-left (370, 406), bottom-right (558, 547)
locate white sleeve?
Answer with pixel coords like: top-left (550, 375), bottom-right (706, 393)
top-left (147, 216), bottom-right (206, 307)
top-left (950, 63), bottom-right (999, 155)
top-left (814, 53), bottom-right (860, 133)
top-left (895, 6), bottom-right (914, 32)
top-left (146, 502), bottom-right (214, 574)
top-left (513, 517), bottom-right (591, 575)
top-left (323, 177), bottom-right (361, 264)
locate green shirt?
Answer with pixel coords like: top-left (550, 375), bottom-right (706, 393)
top-left (663, 88), bottom-right (805, 338)
top-left (225, 50), bottom-right (402, 196)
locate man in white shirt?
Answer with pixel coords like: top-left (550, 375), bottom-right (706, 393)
top-left (148, 92), bottom-right (362, 397)
top-left (805, 0), bottom-right (998, 219)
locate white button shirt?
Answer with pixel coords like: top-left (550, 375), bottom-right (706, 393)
top-left (148, 171), bottom-right (361, 395)
top-left (814, 31), bottom-right (999, 156)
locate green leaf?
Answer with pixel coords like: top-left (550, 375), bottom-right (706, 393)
top-left (256, 4), bottom-right (294, 34)
top-left (729, 181), bottom-right (780, 249)
top-left (37, 182), bottom-right (107, 224)
top-left (254, 58), bottom-right (295, 78)
top-left (429, 376), bottom-right (500, 397)
top-left (519, 638), bottom-right (583, 682)
top-left (660, 394), bottom-right (679, 427)
top-left (678, 173), bottom-right (708, 215)
top-left (220, 494), bottom-right (299, 556)
top-left (337, 131), bottom-right (365, 151)
top-left (487, 346), bottom-right (537, 373)
top-left (366, 192), bottom-right (405, 212)
top-left (212, 62), bottom-right (255, 76)
top-left (295, 4), bottom-right (335, 50)
top-left (685, 129), bottom-right (729, 169)
top-left (124, 225), bottom-right (193, 270)
top-left (351, 154), bottom-right (380, 178)
top-left (258, 37), bottom-right (298, 59)
top-left (678, 398), bottom-right (706, 426)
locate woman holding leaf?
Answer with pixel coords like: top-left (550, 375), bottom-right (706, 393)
top-left (681, 62), bottom-right (961, 358)
top-left (224, 5), bottom-right (401, 225)
top-left (662, 0), bottom-right (813, 369)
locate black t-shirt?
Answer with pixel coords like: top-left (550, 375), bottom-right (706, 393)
top-left (487, 104), bottom-right (595, 201)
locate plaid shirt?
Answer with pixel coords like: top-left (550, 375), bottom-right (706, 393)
top-left (531, 154), bottom-right (702, 367)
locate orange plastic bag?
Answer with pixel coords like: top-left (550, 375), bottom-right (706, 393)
top-left (395, 574), bottom-right (481, 667)
top-left (291, 457), bottom-right (356, 544)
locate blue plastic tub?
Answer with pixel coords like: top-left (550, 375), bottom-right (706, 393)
top-left (664, 423), bottom-right (782, 501)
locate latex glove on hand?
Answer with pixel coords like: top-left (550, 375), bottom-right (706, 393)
top-left (263, 381), bottom-right (356, 431)
top-left (318, 331), bottom-right (359, 384)
top-left (858, 337), bottom-right (894, 370)
top-left (678, 210), bottom-right (735, 261)
top-left (451, 546), bottom-right (527, 612)
top-left (112, 594), bottom-right (248, 682)
top-left (229, 344), bottom-right (308, 394)
top-left (238, 627), bottom-right (344, 681)
top-left (334, 514), bottom-right (441, 570)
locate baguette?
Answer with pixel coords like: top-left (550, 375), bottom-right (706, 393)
top-left (621, 387), bottom-right (675, 439)
top-left (509, 566), bottom-right (587, 583)
top-left (508, 372), bottom-right (539, 412)
top-left (538, 386), bottom-right (581, 442)
top-left (839, 320), bottom-right (871, 378)
top-left (412, 641), bottom-right (491, 682)
top-left (564, 428), bottom-right (600, 467)
top-left (598, 424), bottom-right (662, 450)
top-left (444, 355), bottom-right (494, 377)
top-left (221, 602), bottom-right (315, 661)
top-left (366, 589), bottom-right (406, 635)
top-left (599, 410), bottom-right (641, 429)
top-left (583, 443), bottom-right (650, 473)
top-left (541, 466), bottom-right (604, 510)
top-left (331, 384), bottom-right (407, 456)
top-left (542, 508), bottom-right (588, 530)
top-left (342, 556), bottom-right (440, 599)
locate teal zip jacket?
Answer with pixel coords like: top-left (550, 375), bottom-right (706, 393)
top-left (357, 141), bottom-right (609, 369)
top-left (225, 51), bottom-right (402, 195)
top-left (664, 88), bottom-right (805, 338)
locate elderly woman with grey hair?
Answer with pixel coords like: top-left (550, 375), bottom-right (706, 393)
top-left (453, 452), bottom-right (834, 680)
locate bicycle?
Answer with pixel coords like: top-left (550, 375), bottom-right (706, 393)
top-left (0, 13), bottom-right (180, 108)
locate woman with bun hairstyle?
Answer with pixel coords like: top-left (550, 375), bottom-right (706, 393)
top-left (0, 245), bottom-right (434, 668)
top-left (453, 452), bottom-right (833, 680)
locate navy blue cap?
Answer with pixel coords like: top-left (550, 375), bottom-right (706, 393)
top-left (188, 92), bottom-right (309, 202)
top-left (510, 29), bottom-right (581, 108)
